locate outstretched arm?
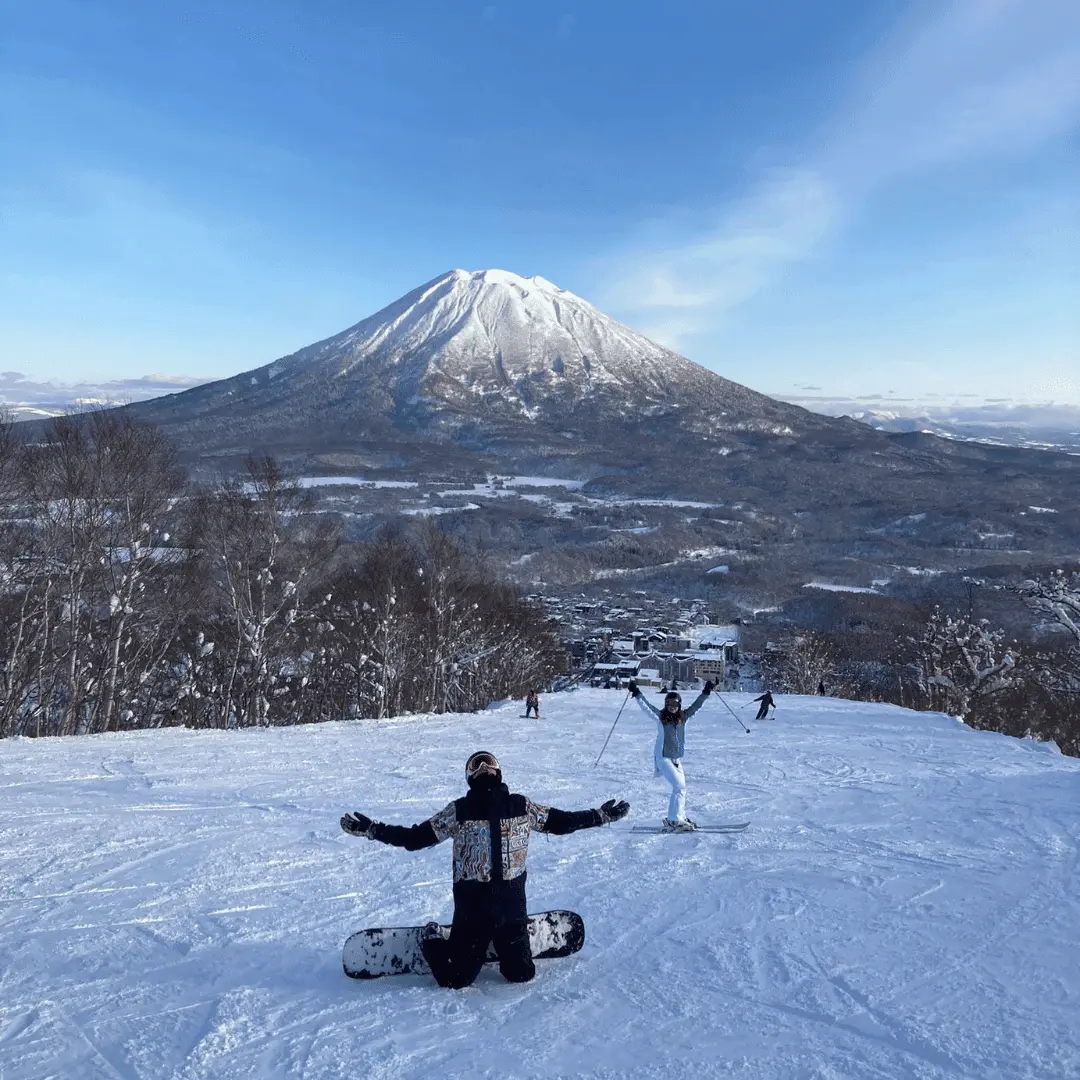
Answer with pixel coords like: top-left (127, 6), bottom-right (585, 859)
top-left (683, 681), bottom-right (714, 720)
top-left (532, 798), bottom-right (630, 834)
top-left (628, 680), bottom-right (661, 719)
top-left (341, 803), bottom-right (455, 851)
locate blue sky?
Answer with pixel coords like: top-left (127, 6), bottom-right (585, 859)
top-left (2, 0), bottom-right (1078, 406)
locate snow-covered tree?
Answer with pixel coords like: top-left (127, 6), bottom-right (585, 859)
top-left (760, 631), bottom-right (834, 695)
top-left (88, 416), bottom-right (187, 733)
top-left (910, 607), bottom-right (1019, 717)
top-left (0, 431), bottom-right (556, 738)
top-left (1015, 568), bottom-right (1080, 695)
top-left (188, 455), bottom-right (340, 728)
top-left (1019, 569), bottom-right (1080, 648)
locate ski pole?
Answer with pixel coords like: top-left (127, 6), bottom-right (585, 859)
top-left (716, 691), bottom-right (751, 733)
top-left (594, 689), bottom-right (632, 766)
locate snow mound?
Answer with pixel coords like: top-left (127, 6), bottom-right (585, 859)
top-left (1, 692), bottom-right (1078, 1079)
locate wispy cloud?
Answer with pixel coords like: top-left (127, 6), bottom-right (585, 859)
top-left (613, 170), bottom-right (838, 319)
top-left (604, 0), bottom-right (1080, 348)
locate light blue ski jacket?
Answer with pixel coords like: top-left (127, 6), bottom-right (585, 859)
top-left (633, 690), bottom-right (710, 760)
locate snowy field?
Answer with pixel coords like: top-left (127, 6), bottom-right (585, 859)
top-left (1, 691), bottom-right (1078, 1080)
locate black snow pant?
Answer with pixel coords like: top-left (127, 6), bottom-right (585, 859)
top-left (421, 877), bottom-right (535, 989)
top-left (756, 702), bottom-right (770, 720)
top-left (525, 703), bottom-right (539, 718)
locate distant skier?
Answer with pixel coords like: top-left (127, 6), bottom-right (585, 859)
top-left (817, 680), bottom-right (826, 696)
top-left (525, 689), bottom-right (540, 719)
top-left (752, 690), bottom-right (775, 720)
top-left (340, 751), bottom-right (629, 988)
top-left (627, 680), bottom-right (714, 832)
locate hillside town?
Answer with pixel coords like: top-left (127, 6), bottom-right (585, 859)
top-left (528, 591), bottom-right (743, 690)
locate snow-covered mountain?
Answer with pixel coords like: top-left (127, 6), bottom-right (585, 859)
top-left (92, 269), bottom-right (1080, 554)
top-left (847, 404), bottom-right (1080, 453)
top-left (277, 267), bottom-right (712, 409)
top-left (0, 372), bottom-right (209, 421)
top-left (2, 691), bottom-right (1077, 1078)
top-left (777, 394), bottom-right (1080, 454)
top-left (124, 268), bottom-right (845, 466)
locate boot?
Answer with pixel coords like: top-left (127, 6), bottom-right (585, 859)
top-left (662, 818), bottom-right (696, 833)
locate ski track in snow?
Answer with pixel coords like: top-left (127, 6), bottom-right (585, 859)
top-left (1, 692), bottom-right (1078, 1080)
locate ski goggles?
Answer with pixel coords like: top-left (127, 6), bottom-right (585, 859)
top-left (465, 751), bottom-right (500, 781)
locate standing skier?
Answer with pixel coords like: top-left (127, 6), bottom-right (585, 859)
top-left (627, 680), bottom-right (714, 832)
top-left (752, 690), bottom-right (775, 720)
top-left (340, 751), bottom-right (629, 988)
top-left (524, 689), bottom-right (540, 719)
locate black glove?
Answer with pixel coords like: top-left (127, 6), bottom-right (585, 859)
top-left (340, 811), bottom-right (375, 837)
top-left (703, 680), bottom-right (715, 694)
top-left (627, 680), bottom-right (639, 697)
top-left (599, 798), bottom-right (630, 823)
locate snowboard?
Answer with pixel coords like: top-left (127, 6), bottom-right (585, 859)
top-left (630, 821), bottom-right (750, 834)
top-left (343, 909), bottom-right (585, 979)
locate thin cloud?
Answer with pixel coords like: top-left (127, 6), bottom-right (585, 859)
top-left (612, 170), bottom-right (838, 344)
top-left (604, 0), bottom-right (1080, 347)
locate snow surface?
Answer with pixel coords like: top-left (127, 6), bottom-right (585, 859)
top-left (294, 477), bottom-right (419, 490)
top-left (2, 692), bottom-right (1078, 1080)
top-left (400, 503), bottom-right (481, 517)
top-left (804, 582), bottom-right (880, 594)
top-left (499, 476), bottom-right (587, 490)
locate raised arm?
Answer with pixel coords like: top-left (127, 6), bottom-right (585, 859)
top-left (340, 803), bottom-right (456, 851)
top-left (628, 680), bottom-right (661, 718)
top-left (682, 681), bottom-right (714, 720)
top-left (531, 798), bottom-right (629, 835)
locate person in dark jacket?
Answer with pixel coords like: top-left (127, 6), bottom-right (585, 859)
top-left (340, 750), bottom-right (629, 988)
top-left (753, 690), bottom-right (775, 720)
top-left (817, 680), bottom-right (826, 696)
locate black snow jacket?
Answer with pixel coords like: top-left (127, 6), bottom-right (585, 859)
top-left (369, 780), bottom-right (607, 923)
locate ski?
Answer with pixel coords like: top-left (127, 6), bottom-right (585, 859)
top-left (630, 821), bottom-right (750, 834)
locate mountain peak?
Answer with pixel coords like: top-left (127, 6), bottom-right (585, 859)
top-left (444, 268), bottom-right (565, 294)
top-left (125, 265), bottom-right (810, 463)
top-left (285, 265), bottom-right (697, 405)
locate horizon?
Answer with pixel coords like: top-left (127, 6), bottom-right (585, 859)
top-left (3, 265), bottom-right (1078, 424)
top-left (3, 1), bottom-right (1079, 406)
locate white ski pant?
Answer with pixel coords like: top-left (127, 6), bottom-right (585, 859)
top-left (655, 756), bottom-right (686, 821)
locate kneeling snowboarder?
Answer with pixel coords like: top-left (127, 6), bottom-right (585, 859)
top-left (341, 750), bottom-right (628, 988)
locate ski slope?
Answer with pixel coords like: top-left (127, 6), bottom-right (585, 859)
top-left (1, 691), bottom-right (1078, 1080)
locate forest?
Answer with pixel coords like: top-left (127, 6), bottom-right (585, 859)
top-left (0, 413), bottom-right (560, 738)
